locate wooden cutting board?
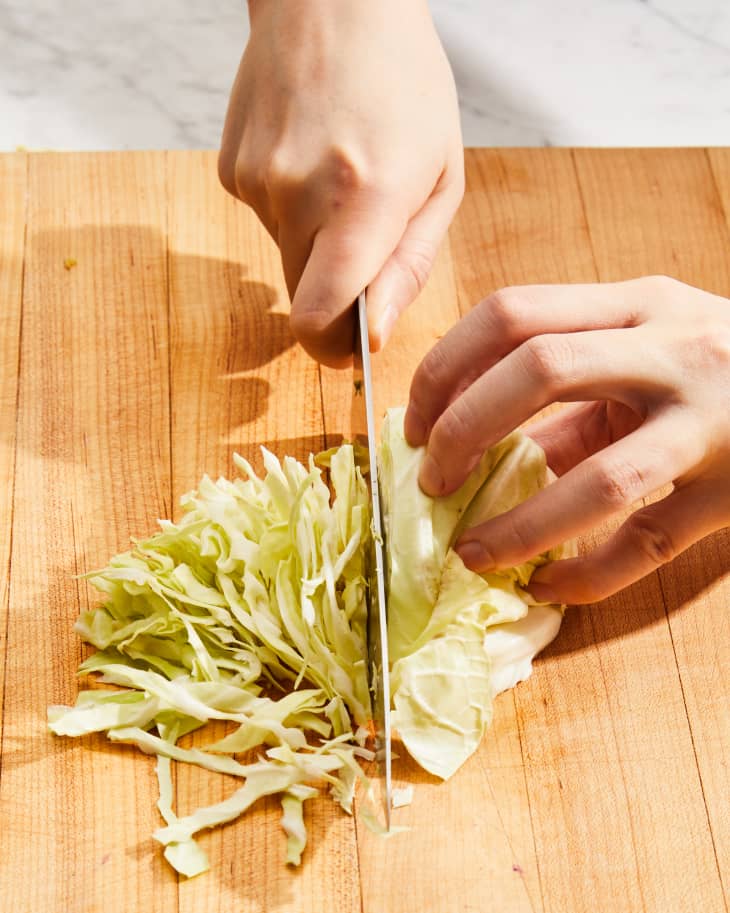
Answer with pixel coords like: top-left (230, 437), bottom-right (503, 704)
top-left (1, 148), bottom-right (729, 913)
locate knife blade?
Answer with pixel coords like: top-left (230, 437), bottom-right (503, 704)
top-left (352, 290), bottom-right (392, 830)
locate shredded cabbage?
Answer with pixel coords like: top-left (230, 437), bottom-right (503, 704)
top-left (49, 408), bottom-right (569, 875)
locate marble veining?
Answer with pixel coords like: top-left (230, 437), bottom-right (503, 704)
top-left (0, 0), bottom-right (728, 150)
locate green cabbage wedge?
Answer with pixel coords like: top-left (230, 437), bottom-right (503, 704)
top-left (380, 408), bottom-right (568, 780)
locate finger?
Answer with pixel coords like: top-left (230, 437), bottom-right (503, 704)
top-left (454, 413), bottom-right (704, 573)
top-left (289, 203), bottom-right (408, 367)
top-left (419, 326), bottom-right (662, 497)
top-left (366, 168), bottom-right (464, 351)
top-left (405, 279), bottom-right (648, 448)
top-left (526, 478), bottom-right (729, 604)
top-left (526, 401), bottom-right (643, 477)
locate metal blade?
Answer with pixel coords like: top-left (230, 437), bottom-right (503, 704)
top-left (352, 290), bottom-right (392, 830)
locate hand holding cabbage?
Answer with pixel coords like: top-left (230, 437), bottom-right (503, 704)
top-left (406, 277), bottom-right (730, 604)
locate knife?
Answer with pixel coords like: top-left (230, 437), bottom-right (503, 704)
top-left (352, 290), bottom-right (393, 830)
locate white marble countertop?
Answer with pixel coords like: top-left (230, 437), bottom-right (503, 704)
top-left (1, 0), bottom-right (729, 150)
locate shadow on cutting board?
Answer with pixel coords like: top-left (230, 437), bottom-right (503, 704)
top-left (17, 222), bottom-right (339, 507)
top-left (543, 526), bottom-right (730, 660)
top-left (19, 223), bottom-right (294, 468)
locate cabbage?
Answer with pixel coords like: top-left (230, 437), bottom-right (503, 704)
top-left (380, 408), bottom-right (568, 780)
top-left (49, 409), bottom-right (568, 875)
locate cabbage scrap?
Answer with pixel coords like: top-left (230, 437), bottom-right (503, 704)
top-left (49, 410), bottom-right (569, 875)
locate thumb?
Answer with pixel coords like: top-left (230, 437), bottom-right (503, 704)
top-left (289, 205), bottom-right (407, 368)
top-left (366, 173), bottom-right (463, 350)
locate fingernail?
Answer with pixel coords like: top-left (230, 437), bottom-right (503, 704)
top-left (418, 455), bottom-right (445, 496)
top-left (527, 581), bottom-right (559, 604)
top-left (404, 408), bottom-right (427, 446)
top-left (455, 540), bottom-right (493, 571)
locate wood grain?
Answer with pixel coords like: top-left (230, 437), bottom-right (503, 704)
top-left (0, 151), bottom-right (175, 913)
top-left (574, 149), bottom-right (730, 291)
top-left (0, 153), bottom-right (26, 752)
top-left (449, 148), bottom-right (599, 302)
top-left (1, 149), bottom-right (729, 913)
top-left (709, 147), bottom-right (730, 212)
top-left (574, 148), bottom-right (730, 913)
top-left (666, 146), bottom-right (730, 905)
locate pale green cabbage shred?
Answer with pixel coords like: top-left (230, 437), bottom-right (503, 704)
top-left (48, 406), bottom-right (567, 876)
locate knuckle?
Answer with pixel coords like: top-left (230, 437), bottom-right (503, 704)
top-left (289, 304), bottom-right (353, 367)
top-left (233, 157), bottom-right (264, 205)
top-left (625, 511), bottom-right (679, 566)
top-left (290, 306), bottom-right (332, 345)
top-left (483, 287), bottom-right (526, 342)
top-left (519, 335), bottom-right (567, 392)
top-left (714, 325), bottom-right (730, 367)
top-left (434, 400), bottom-right (476, 451)
top-left (667, 312), bottom-right (730, 376)
top-left (590, 457), bottom-right (647, 509)
top-left (413, 344), bottom-right (452, 398)
top-left (262, 155), bottom-right (286, 197)
top-left (325, 145), bottom-right (369, 197)
top-left (263, 149), bottom-right (299, 202)
top-left (699, 323), bottom-right (730, 370)
top-left (217, 149), bottom-right (237, 198)
top-left (325, 234), bottom-right (363, 272)
top-left (501, 510), bottom-right (539, 562)
top-left (644, 274), bottom-right (681, 296)
top-left (637, 274), bottom-right (685, 321)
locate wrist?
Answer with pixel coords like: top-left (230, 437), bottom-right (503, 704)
top-left (248, 0), bottom-right (432, 29)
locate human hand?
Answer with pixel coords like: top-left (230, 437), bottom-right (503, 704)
top-left (218, 0), bottom-right (464, 367)
top-left (404, 276), bottom-right (730, 603)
